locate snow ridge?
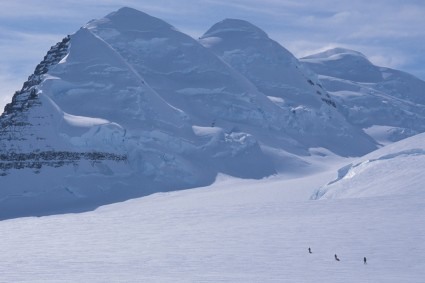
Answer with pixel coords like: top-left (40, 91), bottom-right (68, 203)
top-left (312, 133), bottom-right (425, 199)
top-left (2, 36), bottom-right (70, 116)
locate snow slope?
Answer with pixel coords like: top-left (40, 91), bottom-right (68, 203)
top-left (0, 142), bottom-right (423, 282)
top-left (85, 8), bottom-right (284, 130)
top-left (312, 132), bottom-right (425, 199)
top-left (200, 19), bottom-right (329, 109)
top-left (200, 20), bottom-right (376, 155)
top-left (301, 48), bottom-right (425, 143)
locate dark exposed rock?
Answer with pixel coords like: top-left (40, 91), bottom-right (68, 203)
top-left (1, 35), bottom-right (70, 117)
top-left (0, 36), bottom-right (71, 149)
top-left (321, 98), bottom-right (337, 108)
top-left (0, 35), bottom-right (127, 177)
top-left (0, 150), bottom-right (127, 175)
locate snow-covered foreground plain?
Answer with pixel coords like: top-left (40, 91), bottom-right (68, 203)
top-left (1, 155), bottom-right (424, 282)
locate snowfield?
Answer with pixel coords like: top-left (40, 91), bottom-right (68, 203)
top-left (0, 146), bottom-right (424, 282)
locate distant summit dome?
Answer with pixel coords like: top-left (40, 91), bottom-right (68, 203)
top-left (303, 48), bottom-right (368, 60)
top-left (201, 19), bottom-right (338, 110)
top-left (202, 18), bottom-right (269, 39)
top-left (301, 47), bottom-right (382, 83)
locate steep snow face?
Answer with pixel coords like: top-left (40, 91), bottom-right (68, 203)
top-left (312, 132), bottom-right (425, 199)
top-left (85, 8), bottom-right (284, 130)
top-left (200, 19), bottom-right (376, 155)
top-left (301, 48), bottom-right (425, 142)
top-left (200, 19), bottom-right (329, 109)
top-left (45, 28), bottom-right (186, 130)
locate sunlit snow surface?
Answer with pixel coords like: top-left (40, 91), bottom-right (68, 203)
top-left (313, 132), bottom-right (425, 199)
top-left (1, 134), bottom-right (424, 282)
top-left (301, 48), bottom-right (425, 142)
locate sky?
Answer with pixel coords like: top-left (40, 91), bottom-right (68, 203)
top-left (0, 0), bottom-right (424, 110)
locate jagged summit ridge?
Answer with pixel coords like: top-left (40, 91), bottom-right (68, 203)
top-left (0, 36), bottom-right (71, 152)
top-left (2, 36), bottom-right (70, 117)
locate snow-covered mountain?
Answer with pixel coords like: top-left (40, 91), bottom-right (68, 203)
top-left (301, 48), bottom-right (425, 144)
top-left (3, 7), bottom-right (425, 219)
top-left (1, 8), bottom-right (285, 218)
top-left (199, 19), bottom-right (375, 154)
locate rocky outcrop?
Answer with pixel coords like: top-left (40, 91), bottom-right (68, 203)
top-left (0, 151), bottom-right (127, 176)
top-left (0, 36), bottom-right (127, 174)
top-left (2, 36), bottom-right (70, 117)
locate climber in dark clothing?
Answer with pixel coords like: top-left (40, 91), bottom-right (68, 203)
top-left (334, 254), bottom-right (340, 261)
top-left (364, 257), bottom-right (367, 264)
top-left (308, 247), bottom-right (312, 254)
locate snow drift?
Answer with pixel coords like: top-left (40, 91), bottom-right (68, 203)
top-left (312, 132), bottom-right (425, 199)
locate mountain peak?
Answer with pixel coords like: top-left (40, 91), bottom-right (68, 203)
top-left (106, 6), bottom-right (158, 21)
top-left (114, 6), bottom-right (142, 15)
top-left (300, 47), bottom-right (381, 82)
top-left (202, 18), bottom-right (268, 39)
top-left (86, 6), bottom-right (172, 32)
top-left (303, 47), bottom-right (368, 60)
